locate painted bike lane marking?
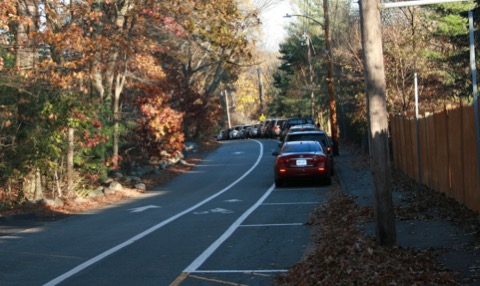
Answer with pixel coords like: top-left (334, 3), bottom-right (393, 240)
top-left (43, 140), bottom-right (264, 286)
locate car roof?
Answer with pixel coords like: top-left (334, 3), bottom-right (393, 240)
top-left (287, 117), bottom-right (314, 124)
top-left (286, 130), bottom-right (327, 135)
top-left (289, 124), bottom-right (317, 131)
top-left (284, 140), bottom-right (320, 146)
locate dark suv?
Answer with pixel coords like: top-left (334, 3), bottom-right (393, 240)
top-left (281, 130), bottom-right (334, 175)
top-left (281, 117), bottom-right (315, 140)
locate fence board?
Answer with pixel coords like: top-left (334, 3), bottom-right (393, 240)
top-left (391, 117), bottom-right (399, 169)
top-left (405, 118), bottom-right (415, 179)
top-left (426, 115), bottom-right (438, 191)
top-left (392, 103), bottom-right (480, 212)
top-left (463, 105), bottom-right (480, 212)
top-left (410, 118), bottom-right (420, 182)
top-left (434, 111), bottom-right (449, 194)
top-left (446, 105), bottom-right (464, 203)
top-left (398, 117), bottom-right (408, 173)
top-left (419, 118), bottom-right (429, 185)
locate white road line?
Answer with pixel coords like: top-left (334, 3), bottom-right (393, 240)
top-left (239, 223), bottom-right (304, 227)
top-left (262, 202), bottom-right (319, 205)
top-left (183, 184), bottom-right (276, 273)
top-left (43, 140), bottom-right (264, 286)
top-left (190, 269), bottom-right (289, 274)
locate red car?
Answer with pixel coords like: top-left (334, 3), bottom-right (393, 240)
top-left (272, 141), bottom-right (331, 187)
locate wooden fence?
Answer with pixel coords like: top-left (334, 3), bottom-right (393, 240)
top-left (390, 103), bottom-right (480, 212)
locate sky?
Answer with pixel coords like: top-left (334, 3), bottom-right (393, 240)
top-left (258, 0), bottom-right (293, 51)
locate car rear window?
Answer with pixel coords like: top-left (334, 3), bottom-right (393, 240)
top-left (287, 118), bottom-right (314, 126)
top-left (282, 142), bottom-right (320, 153)
top-left (286, 133), bottom-right (329, 149)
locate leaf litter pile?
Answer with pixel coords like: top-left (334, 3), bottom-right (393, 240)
top-left (277, 168), bottom-right (480, 285)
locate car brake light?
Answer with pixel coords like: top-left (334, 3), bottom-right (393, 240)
top-left (313, 155), bottom-right (326, 164)
top-left (277, 157), bottom-right (288, 169)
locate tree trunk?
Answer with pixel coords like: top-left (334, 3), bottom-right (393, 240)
top-left (323, 0), bottom-right (339, 156)
top-left (67, 127), bottom-right (74, 194)
top-left (112, 67), bottom-right (127, 169)
top-left (34, 168), bottom-right (42, 200)
top-left (14, 0), bottom-right (38, 70)
top-left (22, 168), bottom-right (43, 201)
top-left (359, 0), bottom-right (396, 246)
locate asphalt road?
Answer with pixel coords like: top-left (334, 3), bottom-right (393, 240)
top-left (0, 139), bottom-right (331, 286)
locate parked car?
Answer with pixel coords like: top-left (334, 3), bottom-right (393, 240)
top-left (259, 119), bottom-right (273, 138)
top-left (288, 124), bottom-right (317, 133)
top-left (238, 125), bottom-right (252, 139)
top-left (272, 141), bottom-right (331, 187)
top-left (281, 130), bottom-right (334, 175)
top-left (229, 125), bottom-right (243, 139)
top-left (216, 129), bottom-right (227, 141)
top-left (270, 118), bottom-right (288, 139)
top-left (249, 124), bottom-right (259, 138)
top-left (281, 117), bottom-right (315, 140)
top-left (257, 120), bottom-right (268, 138)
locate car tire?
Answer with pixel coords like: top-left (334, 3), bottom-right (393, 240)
top-left (324, 176), bottom-right (332, 186)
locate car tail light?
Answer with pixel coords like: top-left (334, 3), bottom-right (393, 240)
top-left (327, 146), bottom-right (332, 152)
top-left (312, 155), bottom-right (326, 164)
top-left (276, 157), bottom-right (289, 170)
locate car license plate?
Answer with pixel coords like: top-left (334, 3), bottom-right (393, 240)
top-left (296, 159), bottom-right (307, 166)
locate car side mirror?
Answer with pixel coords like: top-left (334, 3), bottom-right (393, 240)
top-left (272, 150), bottom-right (279, 156)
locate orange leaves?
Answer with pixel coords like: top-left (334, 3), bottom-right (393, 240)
top-left (135, 89), bottom-right (185, 159)
top-left (0, 0), bottom-right (16, 30)
top-left (130, 54), bottom-right (166, 81)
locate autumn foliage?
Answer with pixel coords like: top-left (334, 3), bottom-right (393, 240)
top-left (0, 0), bottom-right (260, 205)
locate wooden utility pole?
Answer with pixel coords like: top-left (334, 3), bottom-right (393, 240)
top-left (306, 34), bottom-right (316, 119)
top-left (323, 0), bottom-right (339, 156)
top-left (257, 68), bottom-right (264, 115)
top-left (359, 0), bottom-right (396, 246)
top-left (224, 90), bottom-right (232, 128)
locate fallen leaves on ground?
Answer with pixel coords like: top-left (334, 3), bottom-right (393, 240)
top-left (277, 142), bottom-right (480, 285)
top-left (276, 182), bottom-right (461, 285)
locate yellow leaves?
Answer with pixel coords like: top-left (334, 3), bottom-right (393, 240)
top-left (131, 54), bottom-right (166, 81)
top-left (3, 119), bottom-right (11, 128)
top-left (233, 70), bottom-right (259, 116)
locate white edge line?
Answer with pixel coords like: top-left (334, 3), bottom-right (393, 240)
top-left (239, 223), bottom-right (304, 227)
top-left (183, 184), bottom-right (276, 273)
top-left (43, 140), bottom-right (264, 286)
top-left (262, 202), bottom-right (319, 205)
top-left (190, 269), bottom-right (289, 273)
